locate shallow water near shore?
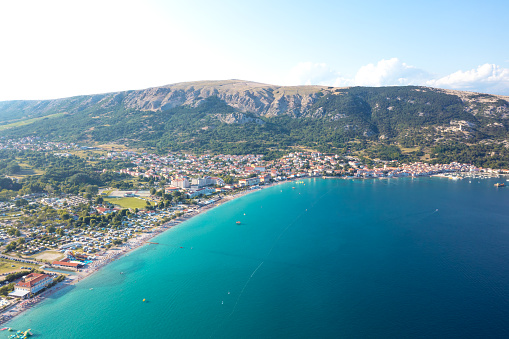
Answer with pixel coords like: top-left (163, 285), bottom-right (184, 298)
top-left (5, 177), bottom-right (509, 338)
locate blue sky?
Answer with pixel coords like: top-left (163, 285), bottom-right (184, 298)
top-left (0, 0), bottom-right (508, 100)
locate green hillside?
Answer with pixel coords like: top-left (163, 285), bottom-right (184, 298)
top-left (0, 81), bottom-right (508, 167)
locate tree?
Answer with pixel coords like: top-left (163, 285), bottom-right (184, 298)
top-left (46, 225), bottom-right (56, 233)
top-left (6, 163), bottom-right (20, 175)
top-left (45, 184), bottom-right (55, 194)
top-left (222, 175), bottom-right (234, 184)
top-left (5, 241), bottom-right (17, 252)
top-left (66, 219), bottom-right (74, 228)
top-left (85, 185), bottom-right (99, 195)
top-left (0, 283), bottom-right (15, 296)
top-left (15, 199), bottom-right (28, 207)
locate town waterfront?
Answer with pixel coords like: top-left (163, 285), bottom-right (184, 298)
top-left (4, 177), bottom-right (509, 338)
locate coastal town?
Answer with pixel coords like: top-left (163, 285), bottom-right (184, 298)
top-left (0, 137), bottom-right (507, 325)
top-left (2, 1), bottom-right (508, 336)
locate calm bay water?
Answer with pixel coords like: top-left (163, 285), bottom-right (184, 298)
top-left (5, 177), bottom-right (509, 338)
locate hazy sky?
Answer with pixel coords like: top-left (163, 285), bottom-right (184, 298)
top-left (1, 0), bottom-right (508, 100)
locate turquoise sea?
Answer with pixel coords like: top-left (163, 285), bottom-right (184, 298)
top-left (5, 177), bottom-right (509, 338)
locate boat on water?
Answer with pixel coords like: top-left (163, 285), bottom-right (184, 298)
top-left (494, 183), bottom-right (506, 187)
top-left (8, 329), bottom-right (32, 339)
top-left (236, 221), bottom-right (241, 225)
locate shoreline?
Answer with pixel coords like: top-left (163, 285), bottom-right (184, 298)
top-left (1, 174), bottom-right (503, 326)
top-left (0, 179), bottom-right (290, 326)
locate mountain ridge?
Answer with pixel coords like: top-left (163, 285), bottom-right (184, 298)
top-left (1, 79), bottom-right (508, 122)
top-left (0, 80), bottom-right (508, 167)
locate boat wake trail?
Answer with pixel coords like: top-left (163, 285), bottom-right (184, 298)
top-left (211, 261), bottom-right (265, 338)
top-left (211, 185), bottom-right (333, 337)
top-left (265, 188), bottom-right (332, 257)
top-left (228, 261), bottom-right (265, 318)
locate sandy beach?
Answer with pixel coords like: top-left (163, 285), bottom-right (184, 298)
top-left (0, 180), bottom-right (289, 325)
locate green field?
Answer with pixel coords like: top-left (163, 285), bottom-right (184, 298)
top-left (0, 259), bottom-right (40, 275)
top-left (104, 197), bottom-right (154, 209)
top-left (9, 162), bottom-right (45, 178)
top-left (0, 113), bottom-right (66, 131)
top-left (100, 189), bottom-right (113, 196)
top-left (29, 250), bottom-right (65, 261)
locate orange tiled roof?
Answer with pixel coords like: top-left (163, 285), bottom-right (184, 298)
top-left (16, 273), bottom-right (51, 288)
top-left (53, 259), bottom-right (80, 267)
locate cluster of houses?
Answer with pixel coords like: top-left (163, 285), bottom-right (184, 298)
top-left (1, 139), bottom-right (506, 265)
top-left (0, 137), bottom-right (80, 152)
top-left (0, 189), bottom-right (202, 258)
top-left (109, 150), bottom-right (504, 193)
top-left (113, 152), bottom-right (269, 182)
top-left (354, 162), bottom-right (482, 178)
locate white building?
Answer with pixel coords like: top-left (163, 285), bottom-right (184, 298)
top-left (191, 178), bottom-right (208, 187)
top-left (191, 176), bottom-right (224, 187)
top-left (172, 177), bottom-right (190, 188)
top-left (10, 273), bottom-right (53, 298)
top-left (238, 177), bottom-right (260, 187)
top-left (186, 187), bottom-right (215, 198)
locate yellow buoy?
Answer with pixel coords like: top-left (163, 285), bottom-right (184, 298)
top-left (143, 299), bottom-right (146, 302)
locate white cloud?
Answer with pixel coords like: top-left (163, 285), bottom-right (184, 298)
top-left (426, 64), bottom-right (509, 94)
top-left (286, 59), bottom-right (509, 95)
top-left (285, 62), bottom-right (341, 86)
top-left (286, 58), bottom-right (430, 88)
top-left (353, 58), bottom-right (430, 87)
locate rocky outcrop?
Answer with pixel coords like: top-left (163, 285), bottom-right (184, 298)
top-left (1, 80), bottom-right (509, 124)
top-left (215, 112), bottom-right (265, 125)
top-left (118, 80), bottom-right (330, 118)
